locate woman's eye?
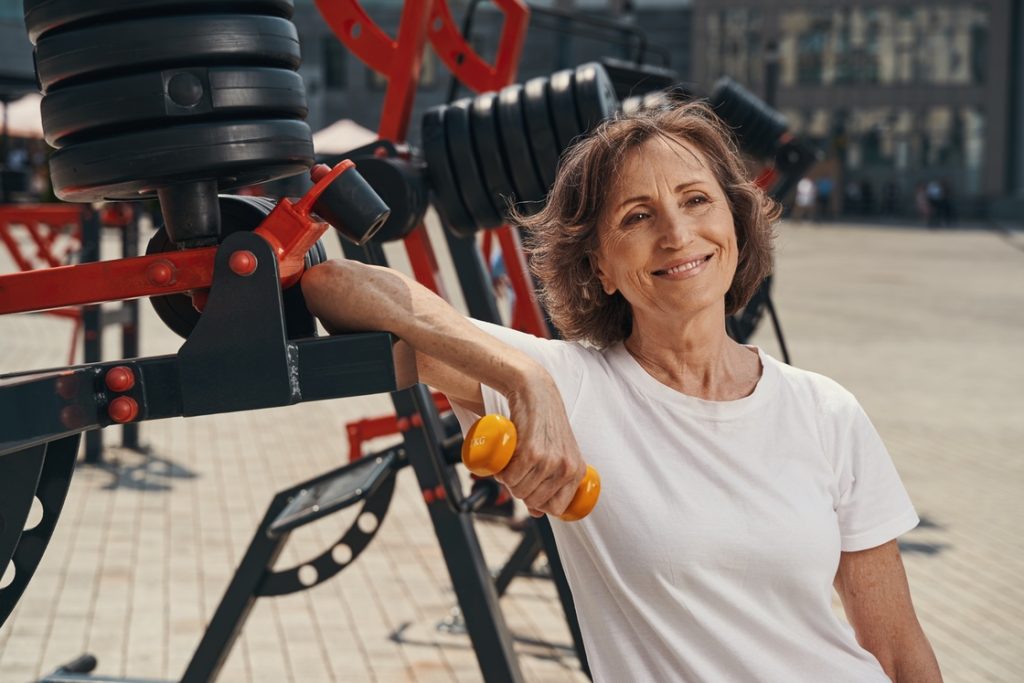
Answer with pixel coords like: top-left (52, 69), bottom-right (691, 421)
top-left (625, 212), bottom-right (650, 225)
top-left (686, 194), bottom-right (710, 207)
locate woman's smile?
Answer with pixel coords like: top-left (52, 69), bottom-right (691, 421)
top-left (652, 253), bottom-right (714, 279)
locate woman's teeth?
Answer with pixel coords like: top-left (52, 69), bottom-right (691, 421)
top-left (663, 256), bottom-right (708, 274)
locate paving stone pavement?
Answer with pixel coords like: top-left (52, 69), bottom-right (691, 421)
top-left (0, 220), bottom-right (1021, 682)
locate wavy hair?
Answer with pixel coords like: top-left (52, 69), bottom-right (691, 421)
top-left (515, 101), bottom-right (780, 348)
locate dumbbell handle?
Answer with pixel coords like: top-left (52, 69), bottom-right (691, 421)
top-left (462, 414), bottom-right (601, 521)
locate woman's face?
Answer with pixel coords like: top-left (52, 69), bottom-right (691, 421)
top-left (593, 134), bottom-right (738, 326)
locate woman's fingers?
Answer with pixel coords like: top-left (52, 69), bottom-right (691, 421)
top-left (501, 375), bottom-right (588, 518)
top-left (498, 442), bottom-right (584, 517)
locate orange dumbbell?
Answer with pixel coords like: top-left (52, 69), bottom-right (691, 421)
top-left (462, 414), bottom-right (600, 521)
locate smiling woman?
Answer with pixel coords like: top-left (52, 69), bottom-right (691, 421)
top-left (300, 102), bottom-right (942, 683)
top-left (523, 102), bottom-right (777, 351)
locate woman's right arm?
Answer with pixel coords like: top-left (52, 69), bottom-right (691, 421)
top-left (301, 259), bottom-right (586, 517)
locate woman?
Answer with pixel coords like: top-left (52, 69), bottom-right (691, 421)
top-left (301, 103), bottom-right (942, 682)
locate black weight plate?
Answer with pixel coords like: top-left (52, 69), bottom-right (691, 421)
top-left (42, 67), bottom-right (307, 148)
top-left (446, 99), bottom-right (503, 229)
top-left (49, 119), bottom-right (313, 202)
top-left (521, 76), bottom-right (560, 190)
top-left (25, 0), bottom-right (294, 43)
top-left (354, 156), bottom-right (427, 243)
top-left (314, 238), bottom-right (327, 266)
top-left (546, 69), bottom-right (583, 151)
top-left (495, 84), bottom-right (546, 206)
top-left (35, 14), bottom-right (301, 92)
top-left (469, 92), bottom-right (518, 222)
top-left (146, 194), bottom-right (269, 338)
top-left (572, 62), bottom-right (619, 134)
top-left (422, 106), bottom-right (476, 236)
top-left (147, 193), bottom-right (319, 340)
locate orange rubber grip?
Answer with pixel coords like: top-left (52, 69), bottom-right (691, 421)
top-left (462, 414), bottom-right (600, 521)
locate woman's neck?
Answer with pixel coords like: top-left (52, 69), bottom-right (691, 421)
top-left (624, 307), bottom-right (761, 401)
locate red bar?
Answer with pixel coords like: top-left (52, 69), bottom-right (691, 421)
top-left (496, 228), bottom-right (548, 338)
top-left (0, 247), bottom-right (218, 315)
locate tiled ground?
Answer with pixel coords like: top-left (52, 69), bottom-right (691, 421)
top-left (1, 220), bottom-right (1022, 682)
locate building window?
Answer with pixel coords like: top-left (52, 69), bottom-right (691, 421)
top-left (778, 4), bottom-right (989, 87)
top-left (704, 9), bottom-right (763, 87)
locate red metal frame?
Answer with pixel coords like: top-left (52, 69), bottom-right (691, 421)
top-left (316, 1), bottom-right (539, 322)
top-left (317, 0), bottom-right (543, 455)
top-left (0, 161), bottom-right (356, 316)
top-left (426, 1), bottom-right (529, 92)
top-left (0, 205), bottom-right (82, 271)
top-left (317, 0), bottom-right (447, 295)
top-left (0, 205), bottom-right (90, 363)
top-left (420, 1), bottom-right (547, 337)
top-left (346, 392), bottom-right (451, 461)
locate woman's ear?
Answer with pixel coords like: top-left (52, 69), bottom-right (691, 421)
top-left (591, 252), bottom-right (617, 296)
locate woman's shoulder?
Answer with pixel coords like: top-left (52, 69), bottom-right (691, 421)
top-left (468, 318), bottom-right (603, 371)
top-left (759, 349), bottom-right (860, 413)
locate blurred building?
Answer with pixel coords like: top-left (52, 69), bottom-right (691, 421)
top-left (692, 0), bottom-right (1024, 220)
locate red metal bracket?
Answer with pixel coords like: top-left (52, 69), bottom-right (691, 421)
top-left (426, 0), bottom-right (529, 92)
top-left (0, 163), bottom-right (359, 316)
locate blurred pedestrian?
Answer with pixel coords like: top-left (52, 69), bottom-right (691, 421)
top-left (816, 176), bottom-right (833, 221)
top-left (914, 183), bottom-right (931, 226)
top-left (794, 177), bottom-right (817, 222)
top-left (925, 180), bottom-right (945, 228)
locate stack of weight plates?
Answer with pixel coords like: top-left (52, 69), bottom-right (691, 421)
top-left (422, 61), bottom-right (619, 236)
top-left (26, 0), bottom-right (314, 202)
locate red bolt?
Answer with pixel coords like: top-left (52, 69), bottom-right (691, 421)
top-left (433, 485), bottom-right (446, 501)
top-left (105, 366), bottom-right (135, 393)
top-left (423, 488), bottom-right (435, 504)
top-left (146, 259), bottom-right (176, 286)
top-left (310, 163), bottom-right (332, 182)
top-left (109, 396), bottom-right (139, 424)
top-left (229, 250), bottom-right (257, 276)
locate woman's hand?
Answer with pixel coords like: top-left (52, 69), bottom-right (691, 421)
top-left (498, 372), bottom-right (587, 518)
top-left (302, 260), bottom-right (587, 517)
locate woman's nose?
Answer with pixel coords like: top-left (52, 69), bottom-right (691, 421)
top-left (658, 210), bottom-right (695, 248)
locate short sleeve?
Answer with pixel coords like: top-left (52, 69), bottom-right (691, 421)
top-left (448, 318), bottom-right (585, 434)
top-left (830, 398), bottom-right (920, 552)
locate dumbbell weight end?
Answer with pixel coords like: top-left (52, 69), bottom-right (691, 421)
top-left (462, 414), bottom-right (600, 521)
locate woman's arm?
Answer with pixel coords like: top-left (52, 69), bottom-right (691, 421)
top-left (301, 259), bottom-right (586, 517)
top-left (833, 540), bottom-right (943, 682)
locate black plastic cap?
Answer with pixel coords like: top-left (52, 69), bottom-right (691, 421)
top-left (313, 167), bottom-right (391, 245)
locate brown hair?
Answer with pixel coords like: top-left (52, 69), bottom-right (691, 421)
top-left (515, 101), bottom-right (780, 348)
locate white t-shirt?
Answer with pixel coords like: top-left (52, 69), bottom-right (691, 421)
top-left (452, 320), bottom-right (919, 683)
